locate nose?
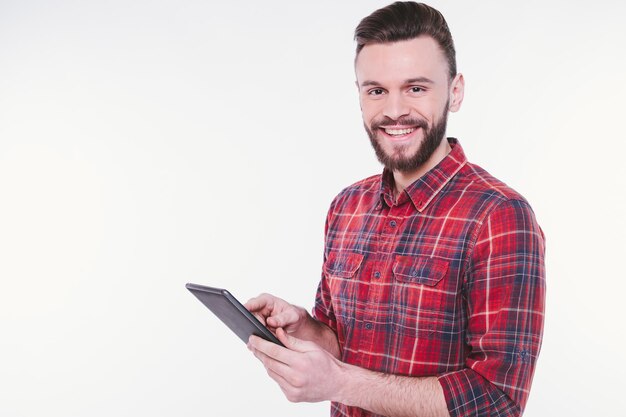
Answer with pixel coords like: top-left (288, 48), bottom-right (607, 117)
top-left (382, 92), bottom-right (410, 121)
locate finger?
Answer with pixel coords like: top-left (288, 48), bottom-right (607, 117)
top-left (252, 312), bottom-right (267, 326)
top-left (266, 368), bottom-right (301, 400)
top-left (266, 367), bottom-right (292, 387)
top-left (276, 327), bottom-right (316, 353)
top-left (249, 334), bottom-right (295, 364)
top-left (259, 350), bottom-right (307, 393)
top-left (251, 346), bottom-right (293, 378)
top-left (248, 334), bottom-right (263, 350)
top-left (245, 295), bottom-right (274, 326)
top-left (267, 308), bottom-right (299, 328)
top-left (244, 293), bottom-right (273, 312)
top-left (267, 367), bottom-right (303, 400)
top-left (275, 327), bottom-right (297, 350)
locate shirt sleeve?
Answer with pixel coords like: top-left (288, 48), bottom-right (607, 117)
top-left (312, 202), bottom-right (338, 332)
top-left (438, 198), bottom-right (546, 417)
top-left (313, 269), bottom-right (337, 331)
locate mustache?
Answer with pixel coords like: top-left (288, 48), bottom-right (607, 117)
top-left (371, 116), bottom-right (429, 130)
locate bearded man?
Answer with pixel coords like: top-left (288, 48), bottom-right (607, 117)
top-left (246, 2), bottom-right (546, 416)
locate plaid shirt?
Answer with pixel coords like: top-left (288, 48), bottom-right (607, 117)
top-left (313, 139), bottom-right (545, 417)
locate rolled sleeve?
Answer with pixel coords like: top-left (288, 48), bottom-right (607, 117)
top-left (438, 199), bottom-right (546, 417)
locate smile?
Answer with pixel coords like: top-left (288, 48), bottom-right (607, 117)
top-left (384, 127), bottom-right (416, 136)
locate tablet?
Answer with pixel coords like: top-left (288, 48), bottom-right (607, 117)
top-left (186, 283), bottom-right (284, 347)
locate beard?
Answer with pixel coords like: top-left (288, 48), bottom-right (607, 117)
top-left (365, 103), bottom-right (449, 173)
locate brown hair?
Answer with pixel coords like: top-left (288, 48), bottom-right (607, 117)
top-left (355, 2), bottom-right (457, 80)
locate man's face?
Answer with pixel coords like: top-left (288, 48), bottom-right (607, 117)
top-left (355, 36), bottom-right (463, 173)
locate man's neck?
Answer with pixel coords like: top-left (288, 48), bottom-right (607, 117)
top-left (393, 138), bottom-right (452, 196)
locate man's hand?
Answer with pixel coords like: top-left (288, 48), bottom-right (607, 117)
top-left (247, 328), bottom-right (345, 403)
top-left (248, 327), bottom-right (449, 416)
top-left (244, 293), bottom-right (308, 335)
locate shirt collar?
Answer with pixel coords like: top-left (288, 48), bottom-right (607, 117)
top-left (379, 138), bottom-right (468, 212)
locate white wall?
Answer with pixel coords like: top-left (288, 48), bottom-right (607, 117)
top-left (1, 1), bottom-right (624, 416)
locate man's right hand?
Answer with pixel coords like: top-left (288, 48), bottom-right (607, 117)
top-left (244, 293), bottom-right (309, 337)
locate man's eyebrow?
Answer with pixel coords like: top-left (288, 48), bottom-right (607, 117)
top-left (359, 77), bottom-right (436, 88)
top-left (360, 80), bottom-right (382, 88)
top-left (405, 77), bottom-right (435, 84)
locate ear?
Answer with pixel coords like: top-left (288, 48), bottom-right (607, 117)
top-left (448, 73), bottom-right (465, 113)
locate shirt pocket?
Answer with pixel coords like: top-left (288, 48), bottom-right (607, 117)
top-left (391, 255), bottom-right (448, 336)
top-left (323, 251), bottom-right (364, 340)
top-left (323, 251), bottom-right (364, 279)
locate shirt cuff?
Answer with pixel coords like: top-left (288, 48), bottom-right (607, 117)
top-left (438, 368), bottom-right (521, 417)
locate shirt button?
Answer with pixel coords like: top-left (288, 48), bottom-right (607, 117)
top-left (390, 220), bottom-right (397, 227)
top-left (373, 271), bottom-right (381, 279)
top-left (365, 322), bottom-right (373, 330)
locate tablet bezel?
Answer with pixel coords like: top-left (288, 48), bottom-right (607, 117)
top-left (186, 283), bottom-right (284, 347)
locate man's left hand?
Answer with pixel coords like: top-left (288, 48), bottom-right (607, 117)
top-left (247, 327), bottom-right (345, 403)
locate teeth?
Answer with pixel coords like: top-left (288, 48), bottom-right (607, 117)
top-left (384, 127), bottom-right (415, 136)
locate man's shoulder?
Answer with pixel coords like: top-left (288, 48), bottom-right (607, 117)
top-left (454, 161), bottom-right (544, 245)
top-left (455, 161), bottom-right (532, 213)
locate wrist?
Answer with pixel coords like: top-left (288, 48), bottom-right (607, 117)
top-left (331, 360), bottom-right (360, 405)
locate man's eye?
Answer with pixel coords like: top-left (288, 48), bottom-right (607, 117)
top-left (368, 88), bottom-right (385, 96)
top-left (410, 86), bottom-right (424, 93)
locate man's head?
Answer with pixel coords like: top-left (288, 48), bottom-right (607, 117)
top-left (354, 2), bottom-right (464, 175)
top-left (355, 1), bottom-right (456, 81)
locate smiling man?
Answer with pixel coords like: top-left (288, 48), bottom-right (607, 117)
top-left (246, 2), bottom-right (545, 417)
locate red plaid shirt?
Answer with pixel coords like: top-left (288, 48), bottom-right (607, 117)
top-left (313, 139), bottom-right (545, 417)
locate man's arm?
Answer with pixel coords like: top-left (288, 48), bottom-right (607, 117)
top-left (437, 198), bottom-right (546, 416)
top-left (249, 328), bottom-right (450, 417)
top-left (246, 293), bottom-right (449, 415)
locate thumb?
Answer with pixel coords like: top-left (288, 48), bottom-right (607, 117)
top-left (276, 327), bottom-right (311, 353)
top-left (267, 308), bottom-right (299, 328)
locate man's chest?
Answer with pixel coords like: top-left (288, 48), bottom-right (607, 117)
top-left (323, 201), bottom-right (477, 375)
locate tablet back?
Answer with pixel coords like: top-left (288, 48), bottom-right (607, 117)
top-left (186, 283), bottom-right (283, 346)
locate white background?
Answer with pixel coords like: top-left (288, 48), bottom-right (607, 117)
top-left (1, 1), bottom-right (625, 416)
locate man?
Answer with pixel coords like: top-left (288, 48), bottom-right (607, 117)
top-left (246, 2), bottom-right (545, 417)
